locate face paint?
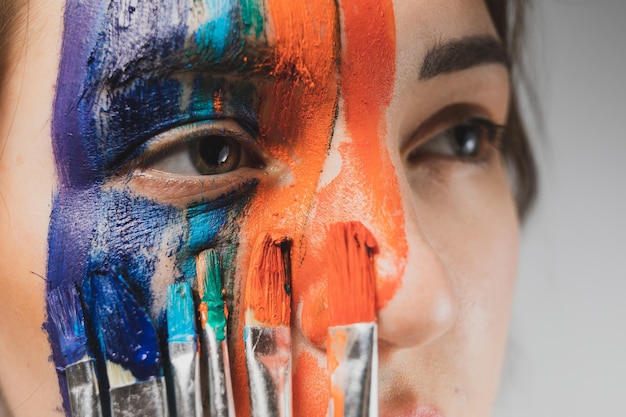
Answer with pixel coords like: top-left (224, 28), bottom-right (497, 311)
top-left (47, 0), bottom-right (398, 415)
top-left (48, 0), bottom-right (340, 412)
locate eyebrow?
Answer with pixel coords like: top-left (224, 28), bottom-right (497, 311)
top-left (419, 35), bottom-right (509, 80)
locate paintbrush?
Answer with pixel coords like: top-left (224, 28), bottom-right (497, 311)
top-left (83, 266), bottom-right (169, 417)
top-left (47, 284), bottom-right (103, 417)
top-left (326, 221), bottom-right (378, 417)
top-left (195, 249), bottom-right (235, 417)
top-left (244, 233), bottom-right (293, 417)
top-left (166, 281), bottom-right (201, 417)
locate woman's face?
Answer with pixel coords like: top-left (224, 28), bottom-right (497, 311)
top-left (0, 0), bottom-right (518, 416)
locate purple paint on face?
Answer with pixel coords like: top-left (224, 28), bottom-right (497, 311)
top-left (47, 0), bottom-right (270, 413)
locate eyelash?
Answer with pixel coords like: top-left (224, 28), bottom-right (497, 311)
top-left (132, 120), bottom-right (265, 177)
top-left (405, 116), bottom-right (507, 166)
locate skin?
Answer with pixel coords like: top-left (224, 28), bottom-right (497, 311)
top-left (0, 0), bottom-right (518, 416)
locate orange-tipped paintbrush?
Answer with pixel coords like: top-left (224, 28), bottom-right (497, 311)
top-left (326, 221), bottom-right (378, 417)
top-left (244, 233), bottom-right (293, 417)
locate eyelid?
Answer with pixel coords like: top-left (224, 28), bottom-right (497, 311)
top-left (124, 118), bottom-right (266, 175)
top-left (400, 103), bottom-right (505, 159)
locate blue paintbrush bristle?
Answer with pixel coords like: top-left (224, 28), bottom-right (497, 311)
top-left (47, 285), bottom-right (88, 366)
top-left (167, 281), bottom-right (197, 343)
top-left (83, 266), bottom-right (161, 381)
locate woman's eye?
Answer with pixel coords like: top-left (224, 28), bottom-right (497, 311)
top-left (136, 121), bottom-right (262, 176)
top-left (407, 118), bottom-right (505, 164)
top-left (191, 136), bottom-right (240, 174)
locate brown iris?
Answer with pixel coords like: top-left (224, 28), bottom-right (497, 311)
top-left (190, 135), bottom-right (242, 175)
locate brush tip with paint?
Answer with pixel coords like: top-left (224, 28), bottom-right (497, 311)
top-left (47, 285), bottom-right (103, 417)
top-left (195, 249), bottom-right (236, 417)
top-left (244, 233), bottom-right (294, 417)
top-left (196, 249), bottom-right (227, 339)
top-left (326, 221), bottom-right (379, 417)
top-left (244, 233), bottom-right (293, 327)
top-left (47, 284), bottom-right (89, 366)
top-left (167, 281), bottom-right (197, 343)
top-left (327, 221), bottom-right (378, 326)
top-left (167, 280), bottom-right (201, 417)
top-left (84, 266), bottom-right (168, 416)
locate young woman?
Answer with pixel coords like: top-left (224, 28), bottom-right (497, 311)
top-left (0, 0), bottom-right (536, 416)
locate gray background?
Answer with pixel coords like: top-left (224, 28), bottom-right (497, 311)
top-left (494, 0), bottom-right (626, 416)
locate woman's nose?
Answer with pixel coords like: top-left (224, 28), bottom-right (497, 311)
top-left (298, 115), bottom-right (458, 350)
top-left (375, 196), bottom-right (459, 348)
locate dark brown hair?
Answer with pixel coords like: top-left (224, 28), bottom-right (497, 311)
top-left (486, 0), bottom-right (538, 219)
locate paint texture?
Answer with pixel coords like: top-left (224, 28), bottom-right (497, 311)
top-left (46, 285), bottom-right (88, 367)
top-left (327, 222), bottom-right (378, 326)
top-left (245, 233), bottom-right (292, 327)
top-left (82, 266), bottom-right (161, 381)
top-left (47, 1), bottom-right (267, 411)
top-left (196, 249), bottom-right (227, 342)
top-left (47, 0), bottom-right (400, 415)
top-left (167, 281), bottom-right (197, 343)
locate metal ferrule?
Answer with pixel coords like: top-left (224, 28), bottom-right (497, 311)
top-left (109, 377), bottom-right (169, 417)
top-left (66, 358), bottom-right (103, 417)
top-left (199, 326), bottom-right (235, 417)
top-left (327, 323), bottom-right (378, 417)
top-left (244, 325), bottom-right (292, 417)
top-left (169, 341), bottom-right (201, 417)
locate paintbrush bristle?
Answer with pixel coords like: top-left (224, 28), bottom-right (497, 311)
top-left (327, 221), bottom-right (378, 326)
top-left (245, 233), bottom-right (292, 327)
top-left (83, 266), bottom-right (161, 385)
top-left (167, 281), bottom-right (197, 343)
top-left (196, 249), bottom-right (227, 341)
top-left (47, 285), bottom-right (88, 366)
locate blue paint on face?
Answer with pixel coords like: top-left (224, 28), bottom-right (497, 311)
top-left (82, 265), bottom-right (161, 381)
top-left (195, 0), bottom-right (239, 59)
top-left (47, 0), bottom-right (268, 412)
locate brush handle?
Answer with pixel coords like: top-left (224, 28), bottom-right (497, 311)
top-left (109, 377), bottom-right (169, 417)
top-left (200, 327), bottom-right (235, 417)
top-left (327, 323), bottom-right (378, 417)
top-left (66, 358), bottom-right (103, 417)
top-left (244, 326), bottom-right (292, 417)
top-left (169, 342), bottom-right (201, 417)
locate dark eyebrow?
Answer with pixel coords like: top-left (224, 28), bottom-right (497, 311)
top-left (419, 35), bottom-right (509, 80)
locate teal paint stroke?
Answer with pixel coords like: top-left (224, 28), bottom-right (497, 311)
top-left (200, 250), bottom-right (227, 342)
top-left (195, 0), bottom-right (238, 59)
top-left (239, 0), bottom-right (264, 38)
top-left (167, 281), bottom-right (197, 343)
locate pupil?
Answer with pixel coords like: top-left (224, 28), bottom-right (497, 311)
top-left (198, 136), bottom-right (230, 166)
top-left (453, 125), bottom-right (479, 156)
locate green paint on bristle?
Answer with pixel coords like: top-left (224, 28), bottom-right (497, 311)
top-left (167, 281), bottom-right (197, 343)
top-left (240, 0), bottom-right (264, 38)
top-left (201, 250), bottom-right (227, 342)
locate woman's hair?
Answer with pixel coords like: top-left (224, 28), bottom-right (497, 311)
top-left (486, 0), bottom-right (538, 219)
top-left (0, 0), bottom-right (536, 218)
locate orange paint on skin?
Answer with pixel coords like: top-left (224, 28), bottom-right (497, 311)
top-left (293, 350), bottom-right (329, 417)
top-left (229, 1), bottom-right (340, 416)
top-left (298, 0), bottom-right (403, 352)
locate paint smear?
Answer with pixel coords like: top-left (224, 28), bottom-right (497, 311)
top-left (298, 0), bottom-right (403, 367)
top-left (231, 1), bottom-right (340, 414)
top-left (327, 222), bottom-right (378, 326)
top-left (244, 233), bottom-right (292, 327)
